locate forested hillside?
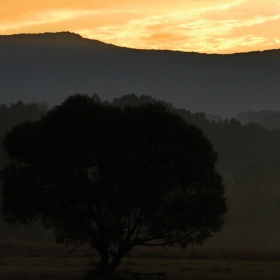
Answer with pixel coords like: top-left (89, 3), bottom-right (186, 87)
top-left (236, 110), bottom-right (280, 129)
top-left (1, 95), bottom-right (280, 247)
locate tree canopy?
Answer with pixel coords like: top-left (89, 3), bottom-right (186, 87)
top-left (1, 94), bottom-right (226, 277)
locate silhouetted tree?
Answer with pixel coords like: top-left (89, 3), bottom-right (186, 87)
top-left (1, 94), bottom-right (226, 278)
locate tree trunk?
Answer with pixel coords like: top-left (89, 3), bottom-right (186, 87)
top-left (94, 249), bottom-right (110, 278)
top-left (106, 245), bottom-right (130, 277)
top-left (107, 256), bottom-right (122, 276)
top-left (91, 246), bottom-right (129, 279)
top-left (93, 255), bottom-right (122, 278)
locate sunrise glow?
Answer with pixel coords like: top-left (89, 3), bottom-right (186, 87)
top-left (1, 0), bottom-right (280, 53)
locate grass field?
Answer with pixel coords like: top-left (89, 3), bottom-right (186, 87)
top-left (2, 241), bottom-right (280, 280)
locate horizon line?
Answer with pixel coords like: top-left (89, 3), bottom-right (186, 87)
top-left (1, 31), bottom-right (280, 56)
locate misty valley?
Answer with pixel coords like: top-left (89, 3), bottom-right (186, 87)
top-left (2, 33), bottom-right (280, 280)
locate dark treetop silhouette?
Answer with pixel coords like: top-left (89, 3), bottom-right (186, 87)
top-left (1, 94), bottom-right (226, 277)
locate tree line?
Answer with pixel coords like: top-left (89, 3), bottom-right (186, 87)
top-left (2, 96), bottom-right (280, 180)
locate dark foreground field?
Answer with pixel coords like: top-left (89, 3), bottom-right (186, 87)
top-left (2, 241), bottom-right (280, 280)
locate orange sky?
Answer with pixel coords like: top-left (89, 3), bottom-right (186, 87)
top-left (1, 0), bottom-right (280, 53)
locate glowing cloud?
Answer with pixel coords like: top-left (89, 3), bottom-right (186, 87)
top-left (1, 0), bottom-right (280, 53)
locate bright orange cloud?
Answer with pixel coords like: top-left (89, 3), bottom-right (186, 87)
top-left (1, 0), bottom-right (280, 53)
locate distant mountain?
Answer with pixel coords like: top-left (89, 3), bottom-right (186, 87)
top-left (1, 32), bottom-right (280, 118)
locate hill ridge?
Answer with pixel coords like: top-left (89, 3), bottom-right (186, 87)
top-left (1, 32), bottom-right (280, 55)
